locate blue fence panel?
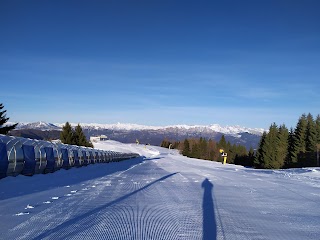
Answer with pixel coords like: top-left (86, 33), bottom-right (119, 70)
top-left (0, 142), bottom-right (8, 179)
top-left (73, 150), bottom-right (80, 167)
top-left (89, 151), bottom-right (94, 164)
top-left (82, 151), bottom-right (88, 165)
top-left (95, 152), bottom-right (99, 162)
top-left (61, 148), bottom-right (70, 169)
top-left (21, 145), bottom-right (36, 176)
top-left (44, 147), bottom-right (55, 173)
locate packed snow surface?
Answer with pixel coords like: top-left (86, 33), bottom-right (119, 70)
top-left (1, 141), bottom-right (320, 239)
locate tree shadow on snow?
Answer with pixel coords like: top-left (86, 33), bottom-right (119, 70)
top-left (202, 178), bottom-right (217, 240)
top-left (144, 157), bottom-right (163, 160)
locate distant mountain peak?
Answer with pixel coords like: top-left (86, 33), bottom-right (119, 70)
top-left (8, 121), bottom-right (61, 131)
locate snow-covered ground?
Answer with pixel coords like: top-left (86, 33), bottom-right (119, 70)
top-left (1, 140), bottom-right (320, 239)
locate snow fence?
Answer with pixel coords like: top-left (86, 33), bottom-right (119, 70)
top-left (0, 134), bottom-right (139, 179)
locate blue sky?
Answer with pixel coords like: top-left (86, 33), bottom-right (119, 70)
top-left (1, 0), bottom-right (320, 129)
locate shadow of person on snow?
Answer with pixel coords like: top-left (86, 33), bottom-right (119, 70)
top-left (202, 178), bottom-right (217, 240)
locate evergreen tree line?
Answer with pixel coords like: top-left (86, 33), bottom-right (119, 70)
top-left (60, 122), bottom-right (93, 147)
top-left (255, 113), bottom-right (320, 169)
top-left (161, 136), bottom-right (255, 166)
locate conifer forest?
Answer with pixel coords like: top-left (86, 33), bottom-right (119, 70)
top-left (162, 113), bottom-right (320, 169)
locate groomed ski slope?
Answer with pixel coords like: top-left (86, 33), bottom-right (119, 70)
top-left (1, 140), bottom-right (320, 239)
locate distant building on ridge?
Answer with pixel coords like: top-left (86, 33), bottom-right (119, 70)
top-left (90, 135), bottom-right (108, 142)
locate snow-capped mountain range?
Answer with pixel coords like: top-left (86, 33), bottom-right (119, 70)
top-left (9, 121), bottom-right (265, 136)
top-left (7, 121), bottom-right (265, 149)
top-left (10, 121), bottom-right (60, 131)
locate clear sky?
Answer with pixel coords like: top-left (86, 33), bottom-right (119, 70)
top-left (1, 0), bottom-right (319, 129)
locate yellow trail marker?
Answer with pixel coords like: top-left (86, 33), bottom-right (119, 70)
top-left (219, 149), bottom-right (228, 164)
top-left (223, 156), bottom-right (227, 165)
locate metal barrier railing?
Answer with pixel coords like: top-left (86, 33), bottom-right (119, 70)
top-left (0, 134), bottom-right (139, 179)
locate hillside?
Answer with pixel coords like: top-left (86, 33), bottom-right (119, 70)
top-left (0, 140), bottom-right (319, 239)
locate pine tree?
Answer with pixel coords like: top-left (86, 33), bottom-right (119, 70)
top-left (305, 113), bottom-right (317, 166)
top-left (255, 123), bottom-right (281, 169)
top-left (293, 114), bottom-right (308, 166)
top-left (161, 139), bottom-right (168, 148)
top-left (190, 142), bottom-right (200, 158)
top-left (263, 123), bottom-right (279, 168)
top-left (315, 115), bottom-right (320, 144)
top-left (218, 135), bottom-right (227, 149)
top-left (208, 139), bottom-right (216, 161)
top-left (172, 141), bottom-right (180, 149)
top-left (233, 144), bottom-right (248, 165)
top-left (226, 141), bottom-right (232, 155)
top-left (60, 122), bottom-right (74, 145)
top-left (286, 128), bottom-right (297, 168)
top-left (182, 139), bottom-right (190, 156)
top-left (316, 115), bottom-right (320, 166)
top-left (254, 131), bottom-right (267, 168)
top-left (305, 113), bottom-right (317, 151)
top-left (0, 103), bottom-right (18, 135)
top-left (217, 135), bottom-right (227, 162)
top-left (228, 143), bottom-right (236, 164)
top-left (199, 137), bottom-right (208, 159)
top-left (247, 147), bottom-right (255, 167)
top-left (276, 124), bottom-right (289, 169)
top-left (74, 124), bottom-right (92, 147)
